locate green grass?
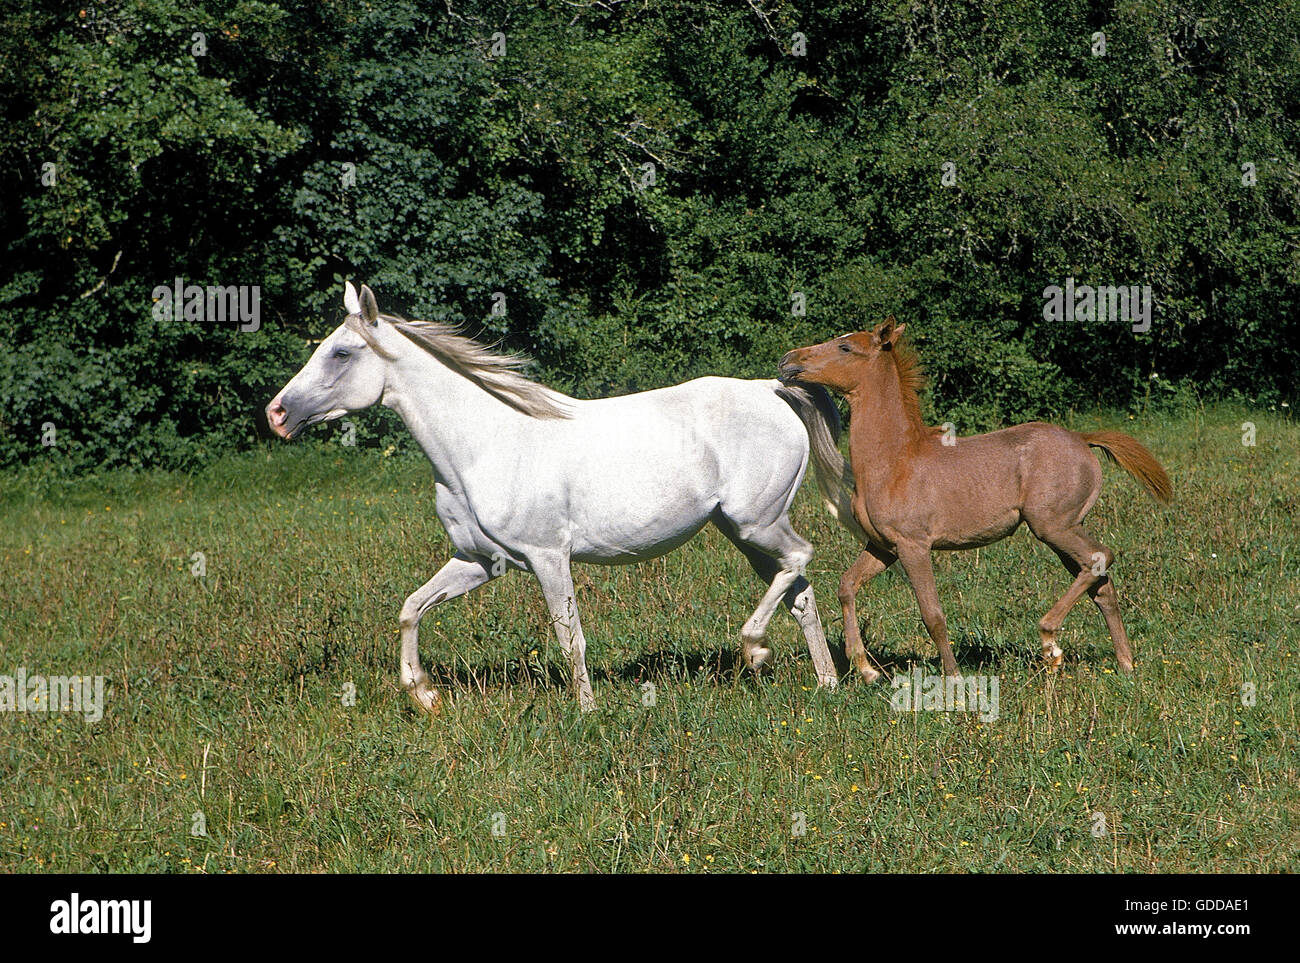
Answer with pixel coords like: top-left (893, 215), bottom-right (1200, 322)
top-left (1, 402), bottom-right (1296, 872)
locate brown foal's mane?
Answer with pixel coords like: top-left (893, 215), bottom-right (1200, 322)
top-left (885, 331), bottom-right (928, 430)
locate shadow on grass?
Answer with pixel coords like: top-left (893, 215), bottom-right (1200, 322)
top-left (419, 636), bottom-right (1046, 700)
top-left (610, 647), bottom-right (742, 684)
top-left (854, 627), bottom-right (1125, 681)
top-left (831, 622), bottom-right (1060, 681)
top-left (413, 621), bottom-right (1117, 704)
top-left (419, 646), bottom-right (772, 702)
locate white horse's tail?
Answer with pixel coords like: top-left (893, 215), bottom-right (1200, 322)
top-left (774, 383), bottom-right (869, 545)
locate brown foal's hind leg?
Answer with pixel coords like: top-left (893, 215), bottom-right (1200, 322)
top-left (894, 543), bottom-right (959, 677)
top-left (1089, 577), bottom-right (1134, 673)
top-left (1036, 527), bottom-right (1111, 671)
top-left (838, 545), bottom-right (896, 682)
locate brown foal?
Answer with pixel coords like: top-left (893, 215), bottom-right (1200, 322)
top-left (779, 317), bottom-right (1172, 680)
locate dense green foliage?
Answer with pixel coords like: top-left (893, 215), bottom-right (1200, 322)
top-left (3, 1), bottom-right (1297, 470)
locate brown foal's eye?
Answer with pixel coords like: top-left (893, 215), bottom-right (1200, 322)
top-left (839, 342), bottom-right (852, 352)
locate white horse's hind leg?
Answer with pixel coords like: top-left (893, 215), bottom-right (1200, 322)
top-left (742, 563), bottom-right (800, 672)
top-left (714, 517), bottom-right (837, 687)
top-left (717, 513), bottom-right (837, 684)
top-left (786, 581), bottom-right (838, 688)
top-left (400, 554), bottom-right (495, 715)
top-left (529, 556), bottom-right (597, 711)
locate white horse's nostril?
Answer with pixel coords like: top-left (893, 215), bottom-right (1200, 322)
top-left (266, 400), bottom-right (292, 437)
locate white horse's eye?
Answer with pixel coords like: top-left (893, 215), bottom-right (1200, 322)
top-left (333, 348), bottom-right (351, 360)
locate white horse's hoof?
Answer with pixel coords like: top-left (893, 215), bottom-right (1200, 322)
top-left (747, 646), bottom-right (773, 671)
top-left (818, 673), bottom-right (840, 689)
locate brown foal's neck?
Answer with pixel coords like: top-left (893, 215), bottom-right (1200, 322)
top-left (846, 351), bottom-right (929, 484)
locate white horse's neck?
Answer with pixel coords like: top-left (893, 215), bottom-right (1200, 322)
top-left (380, 343), bottom-right (527, 491)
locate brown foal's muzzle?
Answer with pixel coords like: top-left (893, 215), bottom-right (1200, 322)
top-left (777, 350), bottom-right (805, 382)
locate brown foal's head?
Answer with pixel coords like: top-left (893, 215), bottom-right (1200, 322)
top-left (778, 316), bottom-right (906, 393)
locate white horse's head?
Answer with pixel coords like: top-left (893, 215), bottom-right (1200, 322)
top-left (266, 281), bottom-right (396, 440)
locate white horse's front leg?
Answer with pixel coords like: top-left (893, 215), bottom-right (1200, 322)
top-left (530, 557), bottom-right (596, 711)
top-left (400, 554), bottom-right (495, 715)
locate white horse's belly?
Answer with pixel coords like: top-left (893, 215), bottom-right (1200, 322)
top-left (569, 517), bottom-right (709, 564)
top-left (559, 405), bottom-right (725, 561)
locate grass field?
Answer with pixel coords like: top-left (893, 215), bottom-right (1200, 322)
top-left (1, 402), bottom-right (1296, 873)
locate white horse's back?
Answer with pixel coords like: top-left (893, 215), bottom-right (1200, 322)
top-left (525, 377), bottom-right (808, 562)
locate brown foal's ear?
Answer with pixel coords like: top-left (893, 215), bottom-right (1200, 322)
top-left (875, 314), bottom-right (903, 349)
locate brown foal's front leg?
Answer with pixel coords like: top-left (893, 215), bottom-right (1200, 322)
top-left (838, 545), bottom-right (896, 682)
top-left (894, 543), bottom-right (960, 677)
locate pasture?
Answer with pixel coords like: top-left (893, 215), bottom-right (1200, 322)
top-left (1, 402), bottom-right (1295, 873)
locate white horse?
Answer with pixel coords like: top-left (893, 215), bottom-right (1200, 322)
top-left (267, 282), bottom-right (856, 713)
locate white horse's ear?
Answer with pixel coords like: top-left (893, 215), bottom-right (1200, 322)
top-left (359, 284), bottom-right (380, 325)
top-left (343, 281), bottom-right (361, 316)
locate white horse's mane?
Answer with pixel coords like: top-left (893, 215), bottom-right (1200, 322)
top-left (346, 313), bottom-right (572, 419)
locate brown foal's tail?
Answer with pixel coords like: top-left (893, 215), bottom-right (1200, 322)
top-left (1080, 431), bottom-right (1173, 503)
